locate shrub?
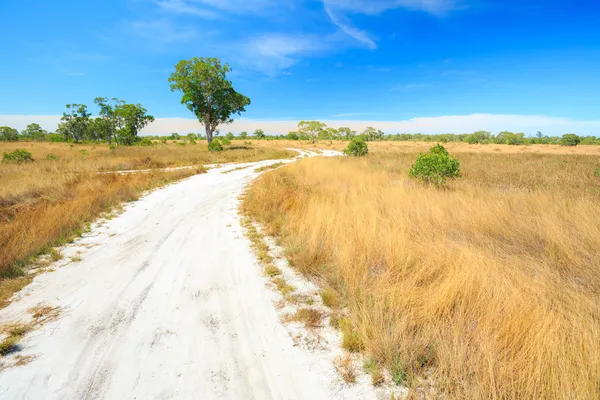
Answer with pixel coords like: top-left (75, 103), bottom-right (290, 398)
top-left (344, 137), bottom-right (368, 156)
top-left (208, 140), bottom-right (223, 152)
top-left (226, 132), bottom-right (234, 140)
top-left (45, 153), bottom-right (59, 161)
top-left (560, 133), bottom-right (580, 147)
top-left (3, 148), bottom-right (34, 163)
top-left (221, 138), bottom-right (231, 145)
top-left (409, 144), bottom-right (461, 185)
top-left (138, 137), bottom-right (154, 146)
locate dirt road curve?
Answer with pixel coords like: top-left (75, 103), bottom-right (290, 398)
top-left (0, 150), bottom-right (346, 400)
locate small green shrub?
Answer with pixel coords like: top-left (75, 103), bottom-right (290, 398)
top-left (160, 137), bottom-right (167, 144)
top-left (188, 138), bottom-right (196, 145)
top-left (390, 358), bottom-right (407, 385)
top-left (344, 137), bottom-right (368, 156)
top-left (409, 144), bottom-right (461, 186)
top-left (177, 142), bottom-right (187, 147)
top-left (109, 144), bottom-right (116, 153)
top-left (79, 149), bottom-right (89, 159)
top-left (221, 138), bottom-right (231, 145)
top-left (138, 137), bottom-right (154, 146)
top-left (560, 133), bottom-right (580, 146)
top-left (3, 148), bottom-right (34, 163)
top-left (45, 153), bottom-right (59, 161)
top-left (208, 140), bottom-right (223, 152)
top-left (594, 168), bottom-right (600, 178)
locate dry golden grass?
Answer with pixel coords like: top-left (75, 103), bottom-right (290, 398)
top-left (0, 140), bottom-right (295, 307)
top-left (242, 148), bottom-right (600, 399)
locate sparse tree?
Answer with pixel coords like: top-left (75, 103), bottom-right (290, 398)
top-left (169, 57), bottom-right (251, 145)
top-left (240, 131), bottom-right (248, 139)
top-left (115, 103), bottom-right (155, 145)
top-left (338, 127), bottom-right (356, 140)
top-left (298, 121), bottom-right (326, 143)
top-left (0, 126), bottom-right (19, 142)
top-left (21, 123), bottom-right (47, 141)
top-left (94, 97), bottom-right (125, 144)
top-left (254, 129), bottom-right (265, 139)
top-left (61, 104), bottom-right (91, 142)
top-left (362, 127), bottom-right (385, 141)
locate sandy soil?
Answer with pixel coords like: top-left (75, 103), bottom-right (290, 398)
top-left (0, 149), bottom-right (381, 400)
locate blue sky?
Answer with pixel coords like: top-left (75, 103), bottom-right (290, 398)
top-left (1, 0), bottom-right (600, 135)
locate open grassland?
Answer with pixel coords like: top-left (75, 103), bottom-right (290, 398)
top-left (0, 141), bottom-right (295, 307)
top-left (242, 145), bottom-right (600, 399)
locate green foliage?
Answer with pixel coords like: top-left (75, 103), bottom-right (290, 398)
top-left (362, 126), bottom-right (385, 141)
top-left (338, 127), bottom-right (356, 140)
top-left (221, 138), bottom-right (231, 145)
top-left (79, 149), bottom-right (89, 159)
top-left (298, 120), bottom-right (326, 143)
top-left (61, 104), bottom-right (91, 141)
top-left (45, 153), bottom-right (59, 161)
top-left (254, 129), bottom-right (265, 139)
top-left (169, 57), bottom-right (250, 144)
top-left (465, 130), bottom-right (491, 144)
top-left (21, 123), bottom-right (47, 141)
top-left (240, 131), bottom-right (248, 139)
top-left (226, 132), bottom-right (234, 140)
top-left (0, 126), bottom-right (19, 142)
top-left (161, 137), bottom-right (167, 144)
top-left (115, 103), bottom-right (155, 146)
top-left (138, 137), bottom-right (154, 146)
top-left (3, 148), bottom-right (34, 163)
top-left (496, 131), bottom-right (525, 145)
top-left (286, 132), bottom-right (300, 140)
top-left (344, 137), bottom-right (369, 156)
top-left (390, 358), bottom-right (408, 385)
top-left (560, 133), bottom-right (580, 146)
top-left (409, 144), bottom-right (461, 186)
top-left (594, 168), bottom-right (600, 178)
top-left (208, 140), bottom-right (223, 152)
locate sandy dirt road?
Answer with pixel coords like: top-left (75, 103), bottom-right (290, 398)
top-left (0, 150), bottom-right (351, 400)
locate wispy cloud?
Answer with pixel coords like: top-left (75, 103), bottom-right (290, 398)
top-left (155, 0), bottom-right (220, 18)
top-left (236, 33), bottom-right (332, 75)
top-left (128, 19), bottom-right (199, 45)
top-left (322, 0), bottom-right (458, 48)
top-left (390, 83), bottom-right (433, 91)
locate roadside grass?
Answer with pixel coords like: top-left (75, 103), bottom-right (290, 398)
top-left (241, 150), bottom-right (600, 399)
top-left (254, 162), bottom-right (285, 173)
top-left (283, 307), bottom-right (324, 329)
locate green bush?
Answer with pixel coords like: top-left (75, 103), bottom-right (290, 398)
top-left (344, 137), bottom-right (368, 156)
top-left (45, 153), bottom-right (59, 161)
top-left (138, 137), bottom-right (154, 146)
top-left (409, 144), bottom-right (461, 185)
top-left (560, 133), bottom-right (580, 146)
top-left (3, 148), bottom-right (34, 163)
top-left (221, 138), bottom-right (231, 145)
top-left (208, 140), bottom-right (223, 152)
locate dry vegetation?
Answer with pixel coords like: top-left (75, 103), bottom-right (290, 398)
top-left (0, 140), bottom-right (295, 308)
top-left (242, 142), bottom-right (600, 399)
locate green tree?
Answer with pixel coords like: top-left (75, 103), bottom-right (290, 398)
top-left (465, 131), bottom-right (491, 144)
top-left (338, 127), bottom-right (356, 140)
top-left (560, 133), bottom-right (580, 146)
top-left (254, 129), bottom-right (265, 139)
top-left (115, 103), bottom-right (155, 145)
top-left (362, 127), bottom-right (385, 141)
top-left (94, 97), bottom-right (125, 144)
top-left (61, 104), bottom-right (91, 141)
top-left (286, 132), bottom-right (300, 140)
top-left (226, 132), bottom-right (234, 140)
top-left (240, 131), bottom-right (248, 139)
top-left (298, 121), bottom-right (326, 143)
top-left (169, 57), bottom-right (250, 145)
top-left (0, 126), bottom-right (19, 142)
top-left (21, 123), bottom-right (47, 141)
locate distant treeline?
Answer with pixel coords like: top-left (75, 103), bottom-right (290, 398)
top-left (0, 97), bottom-right (154, 145)
top-left (2, 119), bottom-right (598, 146)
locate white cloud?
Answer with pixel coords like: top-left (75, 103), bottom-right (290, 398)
top-left (322, 0), bottom-right (457, 48)
top-left (236, 33), bottom-right (332, 75)
top-left (154, 0), bottom-right (220, 18)
top-left (129, 19), bottom-right (199, 45)
top-left (3, 114), bottom-right (599, 136)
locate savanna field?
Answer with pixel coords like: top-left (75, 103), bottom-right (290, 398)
top-left (0, 141), bottom-right (295, 306)
top-left (243, 142), bottom-right (600, 399)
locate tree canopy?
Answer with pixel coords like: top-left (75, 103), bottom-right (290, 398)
top-left (169, 57), bottom-right (250, 144)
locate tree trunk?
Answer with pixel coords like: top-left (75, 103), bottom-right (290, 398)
top-left (205, 124), bottom-right (213, 144)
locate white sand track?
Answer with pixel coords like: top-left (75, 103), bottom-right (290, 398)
top-left (0, 149), bottom-right (371, 400)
